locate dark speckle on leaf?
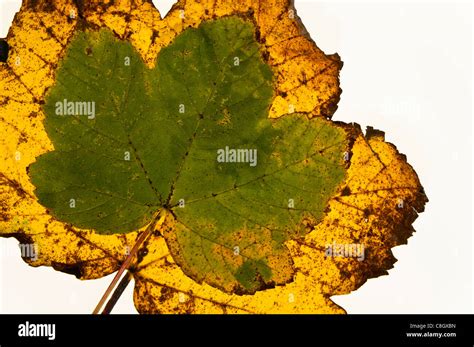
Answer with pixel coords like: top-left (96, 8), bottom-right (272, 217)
top-left (0, 40), bottom-right (9, 62)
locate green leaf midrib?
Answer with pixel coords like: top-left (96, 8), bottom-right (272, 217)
top-left (107, 46), bottom-right (164, 205)
top-left (163, 27), bottom-right (262, 206)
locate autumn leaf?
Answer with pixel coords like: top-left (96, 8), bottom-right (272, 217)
top-left (0, 0), bottom-right (427, 314)
top-left (30, 20), bottom-right (348, 294)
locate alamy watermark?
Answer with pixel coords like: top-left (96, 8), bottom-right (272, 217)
top-left (325, 242), bottom-right (365, 262)
top-left (0, 242), bottom-right (38, 261)
top-left (18, 321), bottom-right (55, 341)
top-left (55, 99), bottom-right (96, 119)
top-left (217, 146), bottom-right (257, 167)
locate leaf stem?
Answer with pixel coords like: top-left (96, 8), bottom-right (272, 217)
top-left (92, 209), bottom-right (167, 314)
top-left (101, 271), bottom-right (133, 315)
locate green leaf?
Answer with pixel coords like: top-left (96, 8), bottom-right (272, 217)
top-left (30, 17), bottom-right (348, 294)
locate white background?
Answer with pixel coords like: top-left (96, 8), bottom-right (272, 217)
top-left (0, 0), bottom-right (472, 314)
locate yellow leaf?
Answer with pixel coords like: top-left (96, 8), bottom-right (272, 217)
top-left (0, 0), bottom-right (427, 314)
